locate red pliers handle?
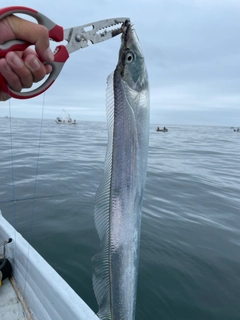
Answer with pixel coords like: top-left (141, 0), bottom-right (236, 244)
top-left (0, 6), bottom-right (69, 99)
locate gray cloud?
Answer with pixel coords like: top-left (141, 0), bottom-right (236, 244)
top-left (0, 0), bottom-right (239, 126)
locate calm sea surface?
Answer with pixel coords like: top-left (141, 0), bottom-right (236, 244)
top-left (0, 118), bottom-right (240, 320)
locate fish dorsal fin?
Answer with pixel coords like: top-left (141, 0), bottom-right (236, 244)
top-left (92, 72), bottom-right (115, 320)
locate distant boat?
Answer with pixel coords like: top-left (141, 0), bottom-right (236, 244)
top-left (55, 109), bottom-right (77, 124)
top-left (233, 128), bottom-right (240, 132)
top-left (156, 126), bottom-right (168, 132)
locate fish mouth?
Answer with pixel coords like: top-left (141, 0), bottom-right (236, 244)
top-left (122, 19), bottom-right (131, 33)
top-left (121, 19), bottom-right (132, 44)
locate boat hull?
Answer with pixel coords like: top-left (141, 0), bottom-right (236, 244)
top-left (0, 211), bottom-right (98, 320)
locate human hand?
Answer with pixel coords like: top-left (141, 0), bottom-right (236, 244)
top-left (0, 14), bottom-right (54, 101)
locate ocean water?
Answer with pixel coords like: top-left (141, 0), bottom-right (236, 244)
top-left (0, 118), bottom-right (240, 320)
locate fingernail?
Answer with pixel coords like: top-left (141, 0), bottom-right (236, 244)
top-left (45, 47), bottom-right (54, 62)
top-left (11, 53), bottom-right (23, 68)
top-left (26, 57), bottom-right (41, 72)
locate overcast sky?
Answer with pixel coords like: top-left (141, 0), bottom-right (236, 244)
top-left (0, 0), bottom-right (240, 126)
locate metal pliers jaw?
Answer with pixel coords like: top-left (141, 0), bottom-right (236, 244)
top-left (64, 18), bottom-right (128, 54)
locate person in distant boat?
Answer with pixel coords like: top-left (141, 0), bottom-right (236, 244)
top-left (163, 127), bottom-right (167, 130)
top-left (0, 13), bottom-right (54, 101)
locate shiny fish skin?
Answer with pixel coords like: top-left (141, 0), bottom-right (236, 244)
top-left (93, 20), bottom-right (150, 320)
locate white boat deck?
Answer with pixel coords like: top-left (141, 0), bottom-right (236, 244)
top-left (0, 211), bottom-right (99, 320)
top-left (0, 278), bottom-right (26, 320)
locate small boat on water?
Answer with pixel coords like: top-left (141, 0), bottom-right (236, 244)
top-left (55, 109), bottom-right (77, 124)
top-left (156, 126), bottom-right (168, 132)
top-left (233, 128), bottom-right (240, 132)
top-left (55, 117), bottom-right (77, 124)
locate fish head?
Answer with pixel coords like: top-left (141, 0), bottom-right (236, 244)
top-left (116, 20), bottom-right (148, 92)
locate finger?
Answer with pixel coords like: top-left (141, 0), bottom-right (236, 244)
top-left (0, 51), bottom-right (52, 96)
top-left (5, 15), bottom-right (54, 62)
top-left (0, 91), bottom-right (10, 101)
top-left (5, 52), bottom-right (33, 89)
top-left (0, 54), bottom-right (51, 100)
top-left (23, 48), bottom-right (53, 77)
top-left (25, 55), bottom-right (53, 80)
top-left (45, 64), bottom-right (52, 74)
top-left (0, 57), bottom-right (22, 92)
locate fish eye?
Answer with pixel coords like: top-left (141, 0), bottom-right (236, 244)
top-left (126, 52), bottom-right (134, 63)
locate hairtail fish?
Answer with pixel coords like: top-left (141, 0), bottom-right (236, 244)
top-left (93, 20), bottom-right (150, 320)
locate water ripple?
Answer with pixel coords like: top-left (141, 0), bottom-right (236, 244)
top-left (0, 119), bottom-right (240, 319)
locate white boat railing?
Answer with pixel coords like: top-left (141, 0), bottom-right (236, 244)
top-left (0, 211), bottom-right (99, 320)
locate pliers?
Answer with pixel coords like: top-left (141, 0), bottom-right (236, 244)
top-left (0, 6), bottom-right (128, 99)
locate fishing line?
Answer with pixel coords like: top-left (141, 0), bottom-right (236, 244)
top-left (8, 97), bottom-right (16, 225)
top-left (0, 192), bottom-right (79, 204)
top-left (23, 92), bottom-right (46, 298)
top-left (8, 91), bottom-right (21, 320)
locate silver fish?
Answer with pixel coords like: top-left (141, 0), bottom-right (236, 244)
top-left (93, 20), bottom-right (150, 320)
